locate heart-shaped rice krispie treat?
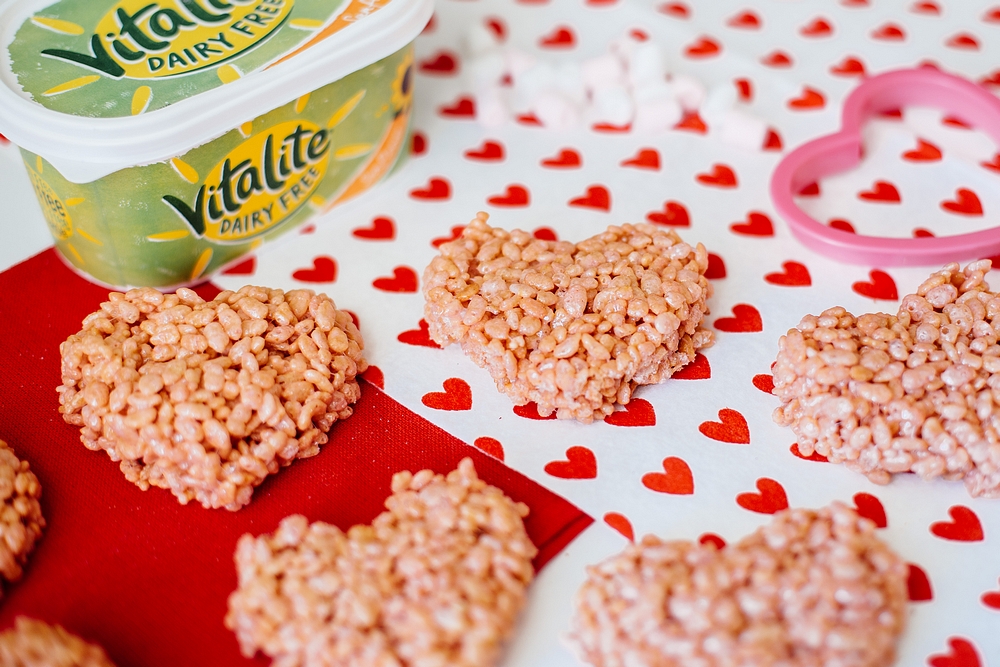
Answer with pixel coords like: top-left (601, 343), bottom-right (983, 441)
top-left (569, 503), bottom-right (908, 667)
top-left (58, 286), bottom-right (366, 510)
top-left (0, 440), bottom-right (43, 597)
top-left (773, 261), bottom-right (1000, 497)
top-left (0, 617), bottom-right (116, 667)
top-left (225, 458), bottom-right (537, 667)
top-left (423, 212), bottom-right (714, 422)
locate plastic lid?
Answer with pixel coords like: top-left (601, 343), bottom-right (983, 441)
top-left (0, 0), bottom-right (432, 182)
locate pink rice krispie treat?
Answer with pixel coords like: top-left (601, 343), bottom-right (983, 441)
top-left (226, 458), bottom-right (537, 667)
top-left (0, 617), bottom-right (115, 667)
top-left (569, 503), bottom-right (908, 667)
top-left (773, 261), bottom-right (1000, 497)
top-left (0, 440), bottom-right (44, 596)
top-left (423, 212), bottom-right (714, 422)
top-left (58, 286), bottom-right (366, 510)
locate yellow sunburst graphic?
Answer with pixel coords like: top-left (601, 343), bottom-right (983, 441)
top-left (43, 75), bottom-right (99, 97)
top-left (191, 248), bottom-right (213, 281)
top-left (239, 121), bottom-right (254, 138)
top-left (289, 18), bottom-right (324, 30)
top-left (132, 86), bottom-right (152, 115)
top-left (75, 228), bottom-right (103, 245)
top-left (218, 65), bottom-right (242, 84)
top-left (31, 16), bottom-right (84, 35)
top-left (170, 158), bottom-right (199, 184)
top-left (147, 230), bottom-right (191, 242)
top-left (327, 90), bottom-right (366, 129)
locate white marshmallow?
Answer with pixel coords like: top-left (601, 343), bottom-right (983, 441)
top-left (475, 87), bottom-right (510, 128)
top-left (511, 62), bottom-right (557, 112)
top-left (633, 96), bottom-right (683, 133)
top-left (464, 23), bottom-right (502, 57)
top-left (717, 109), bottom-right (768, 151)
top-left (504, 49), bottom-right (537, 81)
top-left (701, 82), bottom-right (738, 125)
top-left (627, 42), bottom-right (666, 88)
top-left (670, 74), bottom-right (706, 112)
top-left (632, 81), bottom-right (674, 104)
top-left (554, 61), bottom-right (587, 106)
top-left (467, 52), bottom-right (507, 88)
top-left (582, 53), bottom-right (627, 92)
top-left (587, 84), bottom-right (634, 126)
top-left (533, 91), bottom-right (581, 131)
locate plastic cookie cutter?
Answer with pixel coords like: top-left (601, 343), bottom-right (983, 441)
top-left (770, 67), bottom-right (1000, 267)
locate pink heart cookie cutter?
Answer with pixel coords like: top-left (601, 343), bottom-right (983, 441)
top-left (770, 67), bottom-right (1000, 267)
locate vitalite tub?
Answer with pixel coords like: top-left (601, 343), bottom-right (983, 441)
top-left (0, 0), bottom-right (432, 288)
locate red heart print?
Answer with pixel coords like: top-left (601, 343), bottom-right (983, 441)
top-left (941, 188), bottom-right (983, 216)
top-left (798, 182), bottom-right (820, 196)
top-left (766, 261), bottom-right (812, 287)
top-left (352, 216), bottom-right (395, 240)
top-left (411, 131), bottom-right (427, 156)
top-left (982, 579), bottom-right (1000, 609)
top-left (737, 478), bottom-right (789, 514)
top-left (982, 153), bottom-right (1000, 173)
top-left (699, 408), bottom-right (750, 444)
top-left (752, 374), bottom-right (774, 393)
top-left (985, 6), bottom-right (1000, 22)
top-left (907, 563), bottom-right (933, 601)
top-left (858, 180), bottom-right (901, 202)
top-left (726, 10), bottom-right (760, 29)
top-left (605, 399), bottom-right (656, 427)
top-left (299, 224), bottom-right (316, 234)
top-left (852, 492), bottom-right (887, 528)
top-left (699, 533), bottom-right (726, 549)
top-left (980, 70), bottom-right (1000, 87)
top-left (421, 13), bottom-right (435, 33)
top-left (397, 319), bottom-right (442, 349)
top-left (569, 186), bottom-right (611, 211)
top-left (292, 256), bottom-right (337, 283)
top-left (914, 228), bottom-right (935, 238)
top-left (360, 365), bottom-right (384, 390)
top-left (800, 17), bottom-right (833, 36)
top-left (788, 86), bottom-right (825, 110)
top-left (928, 638), bottom-right (983, 667)
top-left (852, 270), bottom-right (898, 301)
top-left (684, 35), bottom-right (721, 58)
top-left (647, 201), bottom-right (690, 227)
top-left (734, 78), bottom-right (752, 102)
top-left (587, 0), bottom-right (618, 6)
top-left (533, 227), bottom-right (558, 241)
top-left (431, 225), bottom-right (464, 248)
top-left (421, 378), bottom-right (472, 411)
top-left (673, 353), bottom-right (710, 379)
top-left (903, 138), bottom-right (942, 162)
top-left (410, 177), bottom-right (451, 200)
top-left (931, 506), bottom-right (984, 541)
top-left (790, 442), bottom-right (829, 462)
top-left (438, 96), bottom-right (475, 118)
top-left (541, 148), bottom-right (581, 168)
top-left (372, 266), bottom-right (418, 293)
top-left (0, 132), bottom-right (8, 145)
top-left (621, 148), bottom-right (660, 170)
top-left (911, 0), bottom-right (940, 13)
top-left (488, 185), bottom-right (530, 207)
top-left (761, 50), bottom-right (793, 67)
top-left (696, 164), bottom-right (737, 188)
top-left (604, 512), bottom-right (634, 541)
top-left (517, 112), bottom-right (542, 126)
top-left (484, 16), bottom-right (506, 39)
top-left (943, 115), bottom-right (972, 129)
top-left (871, 22), bottom-right (905, 40)
top-left (419, 50), bottom-right (458, 74)
top-left (513, 402), bottom-right (557, 420)
top-left (706, 253), bottom-right (727, 279)
top-left (473, 437), bottom-right (505, 461)
top-left (465, 140), bottom-right (505, 161)
top-left (878, 107), bottom-right (903, 119)
top-left (674, 111), bottom-right (707, 134)
top-left (829, 218), bottom-right (856, 233)
top-left (642, 457), bottom-right (694, 495)
top-left (763, 128), bottom-right (782, 151)
top-left (222, 256), bottom-right (256, 276)
top-left (714, 304), bottom-right (762, 333)
top-left (730, 211), bottom-right (774, 236)
top-left (947, 32), bottom-right (980, 50)
top-left (842, 0), bottom-right (869, 6)
top-left (658, 2), bottom-right (689, 18)
top-left (545, 446), bottom-right (597, 479)
top-left (539, 25), bottom-right (575, 48)
top-left (592, 121), bottom-right (632, 133)
top-left (830, 55), bottom-right (866, 76)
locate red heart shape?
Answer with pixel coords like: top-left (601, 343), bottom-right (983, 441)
top-left (605, 399), bottom-right (656, 427)
top-left (947, 32), bottom-right (980, 50)
top-left (488, 184), bottom-right (530, 207)
top-left (696, 164), bottom-right (737, 188)
top-left (830, 55), bottom-right (866, 76)
top-left (438, 96), bottom-right (475, 118)
top-left (421, 378), bottom-right (472, 411)
top-left (829, 218), bottom-right (856, 233)
top-left (647, 201), bottom-right (690, 227)
top-left (513, 402), bottom-right (557, 420)
top-left (352, 216), bottom-right (395, 240)
top-left (943, 114), bottom-right (972, 129)
top-left (798, 182), bottom-right (820, 196)
top-left (539, 25), bottom-right (575, 48)
top-left (902, 138), bottom-right (942, 162)
top-left (673, 353), bottom-right (710, 379)
top-left (592, 121), bottom-right (632, 133)
top-left (517, 112), bottom-right (542, 126)
top-left (421, 13), bottom-right (435, 33)
top-left (983, 69), bottom-right (1000, 86)
top-left (790, 442), bottom-right (829, 462)
top-left (587, 0), bottom-right (618, 6)
top-left (372, 266), bottom-right (418, 293)
top-left (766, 261), bottom-right (812, 286)
top-left (800, 17), bottom-right (833, 36)
top-left (852, 492), bottom-right (887, 528)
top-left (714, 304), bottom-right (762, 332)
top-left (852, 269), bottom-right (898, 300)
top-left (419, 50), bottom-right (458, 74)
top-left (737, 478), bottom-right (789, 514)
top-left (911, 1), bottom-right (940, 14)
top-left (545, 446), bottom-right (597, 479)
top-left (684, 35), bottom-right (721, 58)
top-left (603, 512), bottom-right (634, 540)
top-left (981, 153), bottom-right (1000, 173)
top-left (431, 225), bottom-right (464, 248)
top-left (411, 131), bottom-right (427, 156)
top-left (931, 506), bottom-right (984, 541)
top-left (760, 50), bottom-right (793, 67)
top-left (727, 10), bottom-right (760, 28)
top-left (752, 374), bottom-right (774, 393)
top-left (541, 148), bottom-right (581, 168)
top-left (699, 533), bottom-right (726, 549)
top-left (0, 132), bottom-right (8, 145)
top-left (473, 437), bottom-right (504, 461)
top-left (871, 22), bottom-right (905, 40)
top-left (409, 177), bottom-right (451, 200)
top-left (533, 227), bottom-right (558, 241)
top-left (397, 319), bottom-right (442, 349)
top-left (465, 140), bottom-right (505, 161)
top-left (706, 253), bottom-right (727, 279)
top-left (300, 224), bottom-right (316, 234)
top-left (658, 1), bottom-right (689, 18)
top-left (359, 365), bottom-right (384, 390)
top-left (699, 408), bottom-right (750, 444)
top-left (842, 0), bottom-right (869, 5)
top-left (763, 128), bottom-right (783, 151)
top-left (858, 180), bottom-right (901, 202)
top-left (222, 256), bottom-right (256, 276)
top-left (484, 16), bottom-right (506, 39)
top-left (914, 228), bottom-right (935, 238)
top-left (982, 579), bottom-right (1000, 609)
top-left (730, 211), bottom-right (774, 236)
top-left (674, 110), bottom-right (707, 133)
top-left (292, 256), bottom-right (337, 283)
top-left (734, 77), bottom-right (753, 102)
top-left (621, 148), bottom-right (660, 170)
top-left (569, 185), bottom-right (611, 211)
top-left (928, 638), bottom-right (983, 667)
top-left (642, 457), bottom-right (694, 495)
top-left (941, 188), bottom-right (983, 216)
top-left (788, 86), bottom-right (826, 110)
top-left (907, 563), bottom-right (933, 601)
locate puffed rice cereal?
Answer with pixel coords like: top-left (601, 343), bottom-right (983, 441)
top-left (225, 458), bottom-right (537, 667)
top-left (0, 617), bottom-right (115, 667)
top-left (569, 503), bottom-right (908, 667)
top-left (58, 286), bottom-right (366, 510)
top-left (0, 439), bottom-right (43, 596)
top-left (773, 261), bottom-right (1000, 497)
top-left (423, 212), bottom-right (714, 422)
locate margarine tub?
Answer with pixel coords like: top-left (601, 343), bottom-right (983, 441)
top-left (0, 0), bottom-right (432, 288)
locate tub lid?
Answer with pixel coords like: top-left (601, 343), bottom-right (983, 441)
top-left (0, 0), bottom-right (432, 182)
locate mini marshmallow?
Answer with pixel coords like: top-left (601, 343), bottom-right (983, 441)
top-left (587, 84), bottom-right (634, 126)
top-left (582, 54), bottom-right (627, 92)
top-left (717, 108), bottom-right (769, 151)
top-left (464, 23), bottom-right (502, 58)
top-left (632, 81), bottom-right (674, 104)
top-left (475, 87), bottom-right (510, 128)
top-left (504, 49), bottom-right (538, 82)
top-left (633, 96), bottom-right (683, 133)
top-left (512, 62), bottom-right (557, 111)
top-left (554, 61), bottom-right (587, 106)
top-left (533, 91), bottom-right (581, 131)
top-left (670, 74), bottom-right (706, 112)
top-left (467, 52), bottom-right (507, 89)
top-left (700, 82), bottom-right (738, 125)
top-left (627, 42), bottom-right (666, 88)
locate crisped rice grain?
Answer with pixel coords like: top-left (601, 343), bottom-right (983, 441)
top-left (57, 286), bottom-right (367, 510)
top-left (773, 261), bottom-right (1000, 497)
top-left (0, 618), bottom-right (115, 667)
top-left (423, 212), bottom-right (714, 422)
top-left (225, 458), bottom-right (537, 667)
top-left (569, 503), bottom-right (908, 667)
top-left (0, 440), bottom-right (44, 595)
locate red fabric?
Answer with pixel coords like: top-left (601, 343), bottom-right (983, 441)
top-left (0, 249), bottom-right (592, 667)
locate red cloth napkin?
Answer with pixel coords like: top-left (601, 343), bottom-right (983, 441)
top-left (0, 249), bottom-right (592, 667)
